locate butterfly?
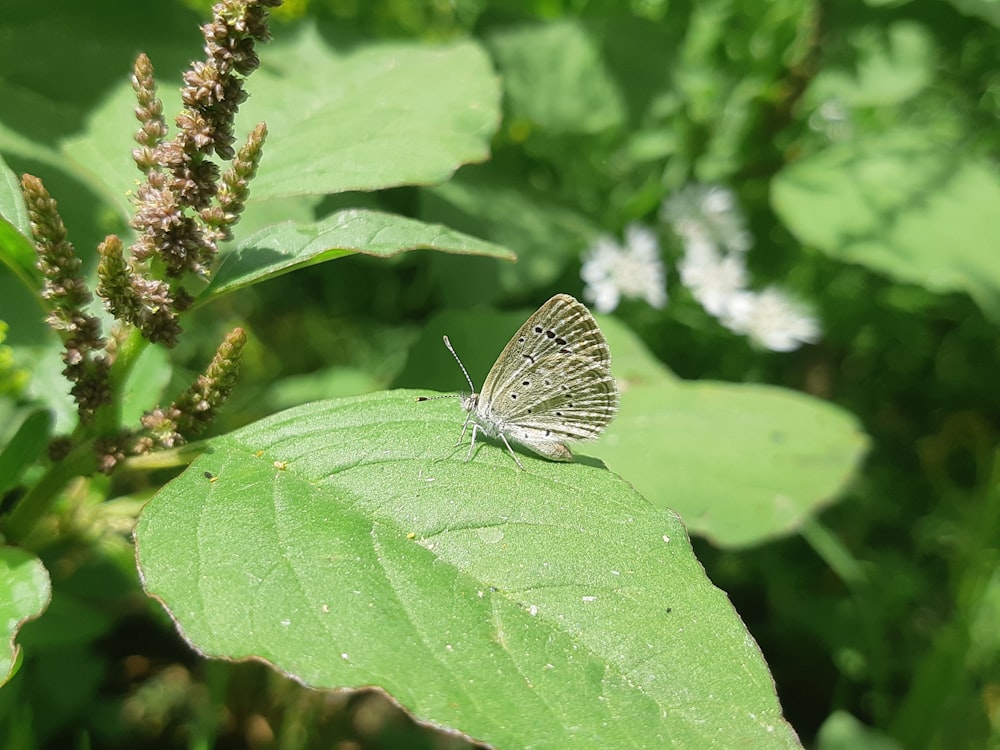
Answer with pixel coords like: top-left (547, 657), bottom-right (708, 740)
top-left (426, 294), bottom-right (619, 469)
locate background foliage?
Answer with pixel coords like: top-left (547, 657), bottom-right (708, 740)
top-left (1, 0), bottom-right (998, 748)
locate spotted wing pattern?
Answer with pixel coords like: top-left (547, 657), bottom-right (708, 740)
top-left (472, 294), bottom-right (619, 458)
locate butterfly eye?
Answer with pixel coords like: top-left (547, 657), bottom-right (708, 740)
top-left (522, 380), bottom-right (530, 386)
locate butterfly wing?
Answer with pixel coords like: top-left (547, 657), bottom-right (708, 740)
top-left (505, 353), bottom-right (619, 437)
top-left (475, 295), bottom-right (619, 459)
top-left (478, 294), bottom-right (613, 406)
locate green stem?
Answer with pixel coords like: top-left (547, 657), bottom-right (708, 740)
top-left (800, 517), bottom-right (866, 587)
top-left (91, 326), bottom-right (148, 438)
top-left (3, 440), bottom-right (96, 543)
top-left (121, 441), bottom-right (207, 471)
top-left (4, 328), bottom-right (152, 544)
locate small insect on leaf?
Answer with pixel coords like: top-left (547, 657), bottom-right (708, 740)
top-left (432, 294), bottom-right (619, 469)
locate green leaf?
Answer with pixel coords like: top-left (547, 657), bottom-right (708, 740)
top-left (815, 711), bottom-right (902, 750)
top-left (0, 154), bottom-right (39, 292)
top-left (120, 345), bottom-right (172, 428)
top-left (199, 208), bottom-right (515, 302)
top-left (0, 154), bottom-right (29, 237)
top-left (805, 23), bottom-right (934, 108)
top-left (943, 0), bottom-right (1000, 28)
top-left (0, 547), bottom-right (52, 685)
top-left (772, 130), bottom-right (1000, 321)
top-left (0, 410), bottom-right (53, 495)
top-left (243, 26), bottom-right (500, 200)
top-left (591, 316), bottom-right (867, 548)
top-left (136, 391), bottom-right (801, 749)
top-left (487, 20), bottom-right (626, 134)
top-left (592, 378), bottom-right (869, 548)
top-left (65, 24), bottom-right (500, 217)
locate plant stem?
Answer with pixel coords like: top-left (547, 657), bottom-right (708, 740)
top-left (91, 326), bottom-right (148, 438)
top-left (4, 440), bottom-right (96, 544)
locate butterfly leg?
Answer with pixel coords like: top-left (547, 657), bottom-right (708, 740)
top-left (465, 422), bottom-right (479, 462)
top-left (499, 433), bottom-right (525, 471)
top-left (456, 412), bottom-right (474, 447)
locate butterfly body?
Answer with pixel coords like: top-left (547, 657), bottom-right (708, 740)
top-left (449, 294), bottom-right (619, 468)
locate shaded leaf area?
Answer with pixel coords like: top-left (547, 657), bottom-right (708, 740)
top-left (201, 209), bottom-right (514, 301)
top-left (420, 171), bottom-right (600, 304)
top-left (0, 547), bottom-right (51, 685)
top-left (136, 391), bottom-right (802, 750)
top-left (772, 130), bottom-right (1000, 321)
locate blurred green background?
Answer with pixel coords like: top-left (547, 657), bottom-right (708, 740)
top-left (1, 0), bottom-right (999, 748)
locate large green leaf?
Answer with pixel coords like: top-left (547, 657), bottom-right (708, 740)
top-left (772, 130), bottom-right (1000, 320)
top-left (486, 20), bottom-right (625, 134)
top-left (0, 547), bottom-right (51, 686)
top-left (65, 23), bottom-right (500, 218)
top-left (242, 25), bottom-right (500, 200)
top-left (136, 391), bottom-right (802, 750)
top-left (804, 23), bottom-right (934, 108)
top-left (199, 209), bottom-right (515, 302)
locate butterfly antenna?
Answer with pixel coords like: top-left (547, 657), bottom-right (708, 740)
top-left (415, 335), bottom-right (477, 402)
top-left (442, 335), bottom-right (477, 393)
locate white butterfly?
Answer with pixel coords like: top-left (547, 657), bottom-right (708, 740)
top-left (433, 294), bottom-right (619, 469)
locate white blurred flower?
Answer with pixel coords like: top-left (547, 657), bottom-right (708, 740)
top-left (809, 98), bottom-right (853, 142)
top-left (721, 287), bottom-right (821, 352)
top-left (660, 183), bottom-right (752, 254)
top-left (678, 242), bottom-right (749, 318)
top-left (581, 223), bottom-right (667, 313)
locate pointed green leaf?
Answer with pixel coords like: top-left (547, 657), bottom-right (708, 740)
top-left (136, 391), bottom-right (801, 749)
top-left (421, 173), bottom-right (599, 300)
top-left (199, 209), bottom-right (514, 301)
